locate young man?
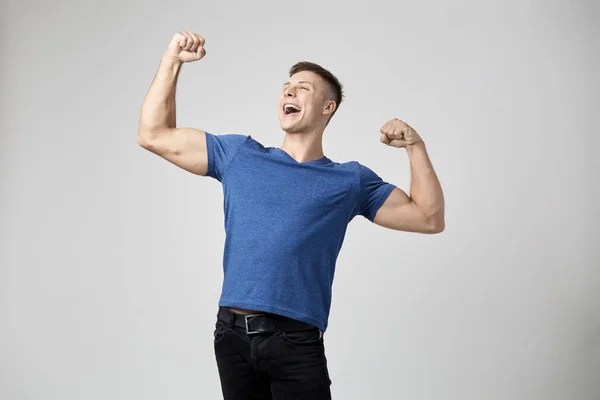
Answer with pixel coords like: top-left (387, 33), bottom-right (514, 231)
top-left (138, 31), bottom-right (445, 400)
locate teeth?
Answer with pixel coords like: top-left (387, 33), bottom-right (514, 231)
top-left (284, 104), bottom-right (301, 111)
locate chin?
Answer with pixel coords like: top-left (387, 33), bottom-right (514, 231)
top-left (281, 124), bottom-right (302, 134)
top-left (279, 119), bottom-right (296, 133)
top-left (279, 113), bottom-right (309, 133)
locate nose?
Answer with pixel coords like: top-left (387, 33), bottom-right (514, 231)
top-left (283, 86), bottom-right (296, 97)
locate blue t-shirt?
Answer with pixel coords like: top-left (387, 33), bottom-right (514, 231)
top-left (204, 132), bottom-right (396, 331)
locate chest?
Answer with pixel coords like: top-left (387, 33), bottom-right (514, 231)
top-left (222, 161), bottom-right (358, 215)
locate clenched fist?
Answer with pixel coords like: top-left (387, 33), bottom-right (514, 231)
top-left (380, 118), bottom-right (423, 149)
top-left (164, 31), bottom-right (206, 64)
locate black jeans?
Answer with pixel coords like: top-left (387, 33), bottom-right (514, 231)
top-left (213, 307), bottom-right (332, 399)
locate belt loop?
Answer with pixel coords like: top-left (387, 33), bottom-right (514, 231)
top-left (219, 306), bottom-right (234, 329)
top-left (227, 308), bottom-right (236, 329)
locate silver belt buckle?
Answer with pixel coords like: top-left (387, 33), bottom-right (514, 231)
top-left (244, 314), bottom-right (266, 335)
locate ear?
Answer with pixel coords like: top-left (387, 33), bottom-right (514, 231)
top-left (323, 99), bottom-right (337, 116)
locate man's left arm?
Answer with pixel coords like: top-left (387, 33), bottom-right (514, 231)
top-left (373, 118), bottom-right (445, 234)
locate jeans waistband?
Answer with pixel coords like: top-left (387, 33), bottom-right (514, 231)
top-left (217, 306), bottom-right (319, 335)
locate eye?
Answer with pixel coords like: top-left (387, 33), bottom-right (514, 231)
top-left (301, 86), bottom-right (309, 90)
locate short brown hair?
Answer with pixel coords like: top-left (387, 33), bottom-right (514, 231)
top-left (289, 61), bottom-right (344, 121)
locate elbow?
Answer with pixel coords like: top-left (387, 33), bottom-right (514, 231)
top-left (137, 127), bottom-right (159, 150)
top-left (428, 220), bottom-right (445, 234)
top-left (137, 133), bottom-right (149, 149)
top-left (425, 213), bottom-right (445, 234)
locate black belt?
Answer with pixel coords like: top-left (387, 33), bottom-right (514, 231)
top-left (217, 306), bottom-right (319, 335)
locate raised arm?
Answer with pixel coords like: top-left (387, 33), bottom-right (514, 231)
top-left (137, 31), bottom-right (209, 175)
top-left (374, 118), bottom-right (445, 234)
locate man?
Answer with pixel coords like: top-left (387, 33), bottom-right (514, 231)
top-left (138, 31), bottom-right (445, 400)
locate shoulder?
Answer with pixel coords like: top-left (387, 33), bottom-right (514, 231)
top-left (339, 161), bottom-right (389, 192)
top-left (241, 134), bottom-right (267, 150)
top-left (205, 132), bottom-right (261, 158)
top-left (332, 160), bottom-right (374, 177)
top-left (205, 131), bottom-right (252, 145)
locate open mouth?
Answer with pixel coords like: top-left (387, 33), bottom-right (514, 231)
top-left (283, 104), bottom-right (302, 115)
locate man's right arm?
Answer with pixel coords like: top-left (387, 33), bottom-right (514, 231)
top-left (137, 32), bottom-right (208, 176)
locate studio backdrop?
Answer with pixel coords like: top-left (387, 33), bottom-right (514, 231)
top-left (1, 1), bottom-right (598, 399)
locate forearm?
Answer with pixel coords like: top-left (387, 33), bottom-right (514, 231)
top-left (138, 55), bottom-right (182, 134)
top-left (406, 143), bottom-right (445, 224)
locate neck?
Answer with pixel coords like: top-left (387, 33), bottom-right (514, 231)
top-left (280, 130), bottom-right (325, 163)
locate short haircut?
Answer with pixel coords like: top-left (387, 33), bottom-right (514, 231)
top-left (289, 61), bottom-right (344, 120)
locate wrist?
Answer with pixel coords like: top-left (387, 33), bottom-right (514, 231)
top-left (161, 54), bottom-right (183, 68)
top-left (406, 141), bottom-right (426, 154)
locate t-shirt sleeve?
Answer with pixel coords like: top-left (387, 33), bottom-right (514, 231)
top-left (357, 163), bottom-right (396, 222)
top-left (204, 132), bottom-right (248, 181)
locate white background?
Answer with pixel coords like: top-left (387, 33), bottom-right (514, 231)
top-left (1, 0), bottom-right (598, 399)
